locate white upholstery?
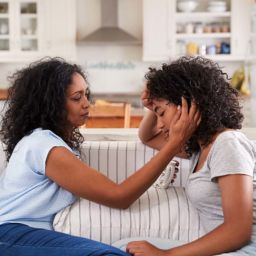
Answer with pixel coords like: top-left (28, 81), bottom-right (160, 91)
top-left (53, 141), bottom-right (203, 244)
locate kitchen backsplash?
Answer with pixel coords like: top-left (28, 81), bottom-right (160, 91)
top-left (83, 60), bottom-right (150, 94)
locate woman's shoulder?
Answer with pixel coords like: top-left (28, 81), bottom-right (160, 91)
top-left (29, 128), bottom-right (62, 140)
top-left (18, 128), bottom-right (66, 149)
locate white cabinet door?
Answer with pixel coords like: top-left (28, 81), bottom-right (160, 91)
top-left (231, 0), bottom-right (251, 57)
top-left (143, 0), bottom-right (173, 61)
top-left (44, 0), bottom-right (76, 61)
top-left (0, 0), bottom-right (15, 55)
top-left (0, 0), bottom-right (76, 62)
top-left (143, 0), bottom-right (252, 62)
top-left (0, 0), bottom-right (43, 61)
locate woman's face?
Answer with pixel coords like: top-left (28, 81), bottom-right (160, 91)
top-left (152, 98), bottom-right (178, 133)
top-left (66, 72), bottom-right (90, 127)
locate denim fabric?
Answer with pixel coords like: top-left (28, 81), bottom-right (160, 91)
top-left (0, 223), bottom-right (129, 256)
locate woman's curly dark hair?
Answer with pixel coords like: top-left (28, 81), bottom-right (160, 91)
top-left (0, 57), bottom-right (88, 160)
top-left (145, 56), bottom-right (244, 155)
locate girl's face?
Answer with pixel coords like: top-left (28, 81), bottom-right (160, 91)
top-left (66, 72), bottom-right (90, 127)
top-left (152, 98), bottom-right (178, 133)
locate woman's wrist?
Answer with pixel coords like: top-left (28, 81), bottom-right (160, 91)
top-left (165, 136), bottom-right (185, 155)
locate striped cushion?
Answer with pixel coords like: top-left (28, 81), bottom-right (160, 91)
top-left (53, 141), bottom-right (202, 244)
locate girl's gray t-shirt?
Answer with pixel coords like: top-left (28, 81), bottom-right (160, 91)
top-left (185, 130), bottom-right (256, 237)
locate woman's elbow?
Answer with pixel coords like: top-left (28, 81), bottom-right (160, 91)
top-left (105, 188), bottom-right (132, 209)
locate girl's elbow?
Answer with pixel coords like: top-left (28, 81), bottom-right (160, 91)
top-left (234, 225), bottom-right (252, 248)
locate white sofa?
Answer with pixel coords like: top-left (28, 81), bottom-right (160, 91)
top-left (0, 128), bottom-right (255, 246)
top-left (53, 128), bottom-right (256, 245)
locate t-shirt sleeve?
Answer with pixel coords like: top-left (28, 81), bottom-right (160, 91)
top-left (208, 136), bottom-right (255, 182)
top-left (16, 131), bottom-right (72, 175)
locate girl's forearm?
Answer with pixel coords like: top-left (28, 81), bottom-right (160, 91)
top-left (166, 222), bottom-right (251, 256)
top-left (138, 110), bottom-right (159, 143)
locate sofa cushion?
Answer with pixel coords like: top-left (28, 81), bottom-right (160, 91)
top-left (53, 186), bottom-right (202, 244)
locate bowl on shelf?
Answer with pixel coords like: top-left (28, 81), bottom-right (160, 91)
top-left (208, 1), bottom-right (227, 12)
top-left (177, 1), bottom-right (198, 12)
top-left (207, 6), bottom-right (227, 12)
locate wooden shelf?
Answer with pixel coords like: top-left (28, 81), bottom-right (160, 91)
top-left (176, 33), bottom-right (231, 39)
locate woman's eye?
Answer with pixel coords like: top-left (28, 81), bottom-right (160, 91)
top-left (72, 96), bottom-right (81, 101)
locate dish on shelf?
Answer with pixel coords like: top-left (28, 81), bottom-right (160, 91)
top-left (177, 1), bottom-right (198, 12)
top-left (209, 1), bottom-right (227, 6)
top-left (208, 1), bottom-right (227, 12)
top-left (207, 6), bottom-right (227, 12)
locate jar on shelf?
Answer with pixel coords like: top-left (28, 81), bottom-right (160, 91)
top-left (220, 42), bottom-right (230, 54)
top-left (195, 23), bottom-right (203, 34)
top-left (186, 42), bottom-right (198, 55)
top-left (198, 44), bottom-right (207, 55)
top-left (206, 45), bottom-right (216, 55)
top-left (221, 23), bottom-right (230, 33)
top-left (203, 24), bottom-right (212, 33)
top-left (185, 23), bottom-right (194, 34)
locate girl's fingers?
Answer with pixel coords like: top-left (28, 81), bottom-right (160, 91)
top-left (189, 100), bottom-right (197, 118)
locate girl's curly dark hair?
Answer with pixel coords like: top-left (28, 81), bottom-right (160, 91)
top-left (145, 56), bottom-right (244, 155)
top-left (0, 57), bottom-right (88, 161)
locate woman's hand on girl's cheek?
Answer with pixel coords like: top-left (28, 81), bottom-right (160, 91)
top-left (126, 241), bottom-right (168, 256)
top-left (168, 98), bottom-right (201, 144)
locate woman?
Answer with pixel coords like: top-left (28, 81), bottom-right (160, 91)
top-left (124, 56), bottom-right (256, 255)
top-left (0, 57), bottom-right (199, 256)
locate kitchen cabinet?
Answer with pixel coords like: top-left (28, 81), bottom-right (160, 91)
top-left (250, 1), bottom-right (256, 60)
top-left (143, 0), bottom-right (251, 62)
top-left (0, 0), bottom-right (76, 62)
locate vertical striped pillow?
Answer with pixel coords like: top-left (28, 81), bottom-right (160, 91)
top-left (53, 141), bottom-right (202, 244)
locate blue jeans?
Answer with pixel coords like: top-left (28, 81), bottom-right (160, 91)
top-left (0, 223), bottom-right (130, 256)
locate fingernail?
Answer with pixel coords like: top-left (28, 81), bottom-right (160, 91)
top-left (177, 105), bottom-right (181, 110)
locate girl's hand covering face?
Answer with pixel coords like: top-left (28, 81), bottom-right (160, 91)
top-left (126, 241), bottom-right (167, 256)
top-left (141, 87), bottom-right (153, 111)
top-left (169, 97), bottom-right (201, 145)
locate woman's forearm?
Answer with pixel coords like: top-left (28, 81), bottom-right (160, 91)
top-left (116, 136), bottom-right (183, 208)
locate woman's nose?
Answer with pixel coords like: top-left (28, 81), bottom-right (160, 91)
top-left (82, 95), bottom-right (90, 109)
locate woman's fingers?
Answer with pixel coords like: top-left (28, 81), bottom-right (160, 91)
top-left (189, 100), bottom-right (197, 117)
top-left (180, 97), bottom-right (188, 119)
top-left (171, 105), bottom-right (181, 124)
top-left (169, 97), bottom-right (200, 142)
